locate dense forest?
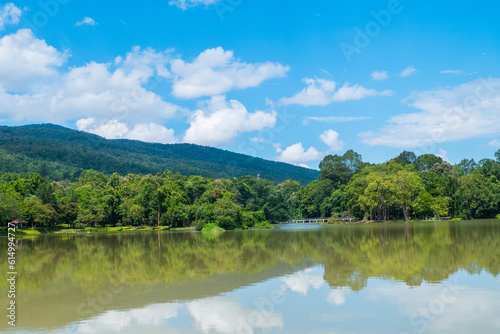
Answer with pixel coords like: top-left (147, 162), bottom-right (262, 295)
top-left (1, 144), bottom-right (500, 229)
top-left (0, 124), bottom-right (319, 185)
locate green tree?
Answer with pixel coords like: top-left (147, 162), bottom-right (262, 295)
top-left (319, 150), bottom-right (368, 187)
top-left (393, 151), bottom-right (417, 166)
top-left (414, 154), bottom-right (443, 171)
top-left (22, 196), bottom-right (58, 227)
top-left (392, 170), bottom-right (425, 220)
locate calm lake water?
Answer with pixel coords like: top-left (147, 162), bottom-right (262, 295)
top-left (2, 220), bottom-right (500, 334)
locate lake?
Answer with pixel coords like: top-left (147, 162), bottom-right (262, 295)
top-left (2, 220), bottom-right (500, 334)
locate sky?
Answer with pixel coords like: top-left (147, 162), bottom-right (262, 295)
top-left (0, 0), bottom-right (500, 169)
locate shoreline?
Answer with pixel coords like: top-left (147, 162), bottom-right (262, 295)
top-left (3, 217), bottom-right (494, 237)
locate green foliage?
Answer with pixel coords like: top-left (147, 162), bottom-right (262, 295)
top-left (414, 154), bottom-right (443, 171)
top-left (254, 220), bottom-right (273, 229)
top-left (2, 137), bottom-right (500, 228)
top-left (319, 150), bottom-right (369, 187)
top-left (201, 223), bottom-right (225, 232)
top-left (393, 151), bottom-right (417, 166)
top-left (0, 124), bottom-right (319, 185)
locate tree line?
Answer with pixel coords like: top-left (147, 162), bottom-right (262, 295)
top-left (1, 149), bottom-right (500, 229)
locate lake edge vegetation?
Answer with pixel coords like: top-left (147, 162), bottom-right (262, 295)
top-left (2, 149), bottom-right (500, 232)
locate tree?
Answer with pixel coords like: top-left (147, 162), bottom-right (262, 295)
top-left (391, 170), bottom-right (425, 220)
top-left (431, 196), bottom-right (450, 220)
top-left (458, 174), bottom-right (497, 219)
top-left (414, 154), bottom-right (443, 171)
top-left (457, 159), bottom-right (477, 175)
top-left (319, 150), bottom-right (368, 187)
top-left (300, 180), bottom-right (334, 218)
top-left (359, 173), bottom-right (393, 221)
top-left (394, 151), bottom-right (417, 166)
top-left (73, 185), bottom-right (107, 227)
top-left (320, 189), bottom-right (346, 218)
top-left (0, 188), bottom-right (22, 227)
top-left (23, 196), bottom-right (58, 227)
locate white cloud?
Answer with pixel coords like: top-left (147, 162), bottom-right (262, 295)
top-left (280, 78), bottom-right (392, 107)
top-left (304, 116), bottom-right (370, 123)
top-left (0, 33), bottom-right (182, 141)
top-left (360, 78), bottom-right (500, 149)
top-left (487, 139), bottom-right (500, 148)
top-left (320, 129), bottom-right (345, 152)
top-left (281, 268), bottom-right (325, 295)
top-left (77, 303), bottom-right (180, 333)
top-left (76, 17), bottom-right (97, 26)
top-left (401, 66), bottom-right (417, 77)
top-left (298, 163), bottom-right (311, 169)
top-left (187, 297), bottom-right (283, 334)
top-left (76, 118), bottom-right (129, 139)
top-left (251, 137), bottom-right (264, 143)
top-left (128, 123), bottom-right (177, 143)
top-left (76, 119), bottom-right (178, 144)
top-left (0, 29), bottom-right (68, 90)
top-left (333, 83), bottom-right (392, 102)
top-left (171, 47), bottom-right (289, 99)
top-left (277, 143), bottom-right (322, 164)
top-left (437, 149), bottom-right (450, 163)
top-left (327, 288), bottom-right (351, 306)
top-left (183, 95), bottom-right (276, 146)
top-left (371, 70), bottom-right (388, 81)
top-left (440, 69), bottom-right (462, 75)
top-left (0, 3), bottom-right (22, 30)
top-left (168, 0), bottom-right (223, 10)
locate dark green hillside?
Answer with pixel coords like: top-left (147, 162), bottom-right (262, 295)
top-left (0, 124), bottom-right (319, 184)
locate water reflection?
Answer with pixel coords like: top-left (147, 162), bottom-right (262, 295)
top-left (1, 220), bottom-right (500, 333)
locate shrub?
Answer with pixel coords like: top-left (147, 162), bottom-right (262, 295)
top-left (201, 222), bottom-right (225, 232)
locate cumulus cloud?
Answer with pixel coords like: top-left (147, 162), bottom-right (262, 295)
top-left (76, 119), bottom-right (177, 144)
top-left (280, 78), bottom-right (392, 107)
top-left (76, 17), bottom-right (97, 26)
top-left (281, 268), bottom-right (325, 295)
top-left (371, 71), bottom-right (388, 81)
top-left (401, 66), bottom-right (417, 77)
top-left (0, 31), bottom-right (182, 141)
top-left (327, 288), bottom-right (351, 306)
top-left (277, 143), bottom-right (322, 164)
top-left (360, 78), bottom-right (500, 149)
top-left (170, 47), bottom-right (289, 99)
top-left (168, 0), bottom-right (223, 10)
top-left (77, 303), bottom-right (180, 333)
top-left (320, 129), bottom-right (345, 152)
top-left (0, 29), bottom-right (68, 90)
top-left (0, 3), bottom-right (22, 30)
top-left (187, 297), bottom-right (283, 334)
top-left (183, 96), bottom-right (276, 146)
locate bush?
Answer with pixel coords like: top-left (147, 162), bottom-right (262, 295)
top-left (254, 221), bottom-right (273, 229)
top-left (201, 222), bottom-right (225, 232)
top-left (326, 213), bottom-right (342, 224)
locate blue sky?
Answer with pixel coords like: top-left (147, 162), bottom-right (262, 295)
top-left (1, 0), bottom-right (500, 169)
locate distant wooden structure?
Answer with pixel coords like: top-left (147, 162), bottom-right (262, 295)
top-left (9, 219), bottom-right (24, 229)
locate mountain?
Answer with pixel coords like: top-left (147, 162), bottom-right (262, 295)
top-left (0, 124), bottom-right (319, 184)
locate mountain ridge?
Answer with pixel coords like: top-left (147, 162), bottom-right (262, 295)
top-left (0, 124), bottom-right (319, 184)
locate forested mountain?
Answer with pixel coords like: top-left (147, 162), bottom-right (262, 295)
top-left (0, 124), bottom-right (319, 184)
